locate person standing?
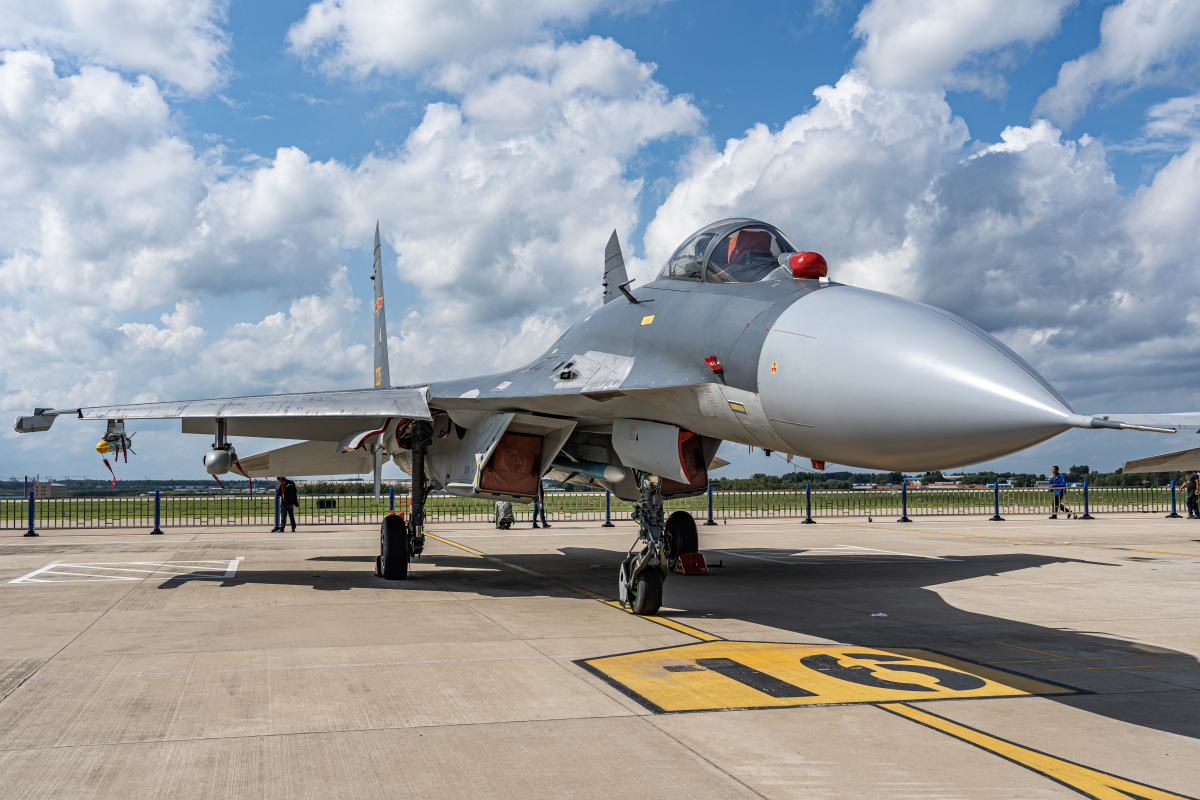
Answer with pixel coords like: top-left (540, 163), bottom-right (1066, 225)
top-left (531, 480), bottom-right (550, 529)
top-left (278, 476), bottom-right (298, 531)
top-left (271, 480), bottom-right (284, 532)
top-left (1048, 466), bottom-right (1070, 519)
top-left (1185, 471), bottom-right (1200, 519)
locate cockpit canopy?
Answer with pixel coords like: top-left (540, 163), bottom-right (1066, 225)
top-left (659, 219), bottom-right (798, 283)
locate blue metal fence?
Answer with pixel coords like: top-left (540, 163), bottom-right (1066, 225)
top-left (0, 485), bottom-right (1175, 531)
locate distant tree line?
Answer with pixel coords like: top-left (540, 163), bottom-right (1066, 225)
top-left (711, 465), bottom-right (1187, 491)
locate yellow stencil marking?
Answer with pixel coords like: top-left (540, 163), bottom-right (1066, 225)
top-left (879, 703), bottom-right (1194, 800)
top-left (375, 366), bottom-right (381, 387)
top-left (770, 361), bottom-right (777, 374)
top-left (581, 642), bottom-right (1073, 713)
top-left (640, 315), bottom-right (655, 325)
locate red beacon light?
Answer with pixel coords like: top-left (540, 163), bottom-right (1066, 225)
top-left (779, 251), bottom-right (828, 280)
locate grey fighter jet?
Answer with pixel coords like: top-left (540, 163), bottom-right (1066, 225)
top-left (15, 219), bottom-right (1194, 615)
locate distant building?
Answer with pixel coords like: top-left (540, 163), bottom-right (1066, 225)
top-left (33, 482), bottom-right (67, 498)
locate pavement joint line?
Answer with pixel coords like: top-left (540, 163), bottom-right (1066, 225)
top-left (877, 702), bottom-right (1197, 800)
top-left (997, 642), bottom-right (1074, 660)
top-left (24, 655), bottom-right (608, 681)
top-left (852, 522), bottom-right (1200, 558)
top-left (423, 532), bottom-right (723, 642)
top-left (0, 530), bottom-right (204, 710)
top-left (1046, 663), bottom-right (1200, 672)
top-left (0, 712), bottom-right (651, 756)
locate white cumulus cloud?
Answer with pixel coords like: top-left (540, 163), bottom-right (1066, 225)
top-left (853, 0), bottom-right (1074, 94)
top-left (0, 38), bottom-right (701, 478)
top-left (1034, 0), bottom-right (1200, 128)
top-left (0, 0), bottom-right (230, 94)
top-left (288, 0), bottom-right (656, 77)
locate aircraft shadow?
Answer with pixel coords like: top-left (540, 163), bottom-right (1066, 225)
top-left (153, 538), bottom-right (1200, 740)
top-left (414, 543), bottom-right (1200, 740)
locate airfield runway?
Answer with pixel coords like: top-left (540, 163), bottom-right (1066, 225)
top-left (1, 515), bottom-right (1198, 799)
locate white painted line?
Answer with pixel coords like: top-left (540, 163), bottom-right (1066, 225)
top-left (9, 560), bottom-right (239, 584)
top-left (836, 545), bottom-right (949, 559)
top-left (710, 547), bottom-right (958, 565)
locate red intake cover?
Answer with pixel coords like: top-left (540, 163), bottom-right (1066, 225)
top-left (787, 252), bottom-right (828, 279)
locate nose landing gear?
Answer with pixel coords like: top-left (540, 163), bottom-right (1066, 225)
top-left (619, 474), bottom-right (697, 616)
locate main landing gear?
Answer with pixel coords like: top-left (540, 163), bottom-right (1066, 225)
top-left (618, 474), bottom-right (699, 616)
top-left (377, 420), bottom-right (430, 581)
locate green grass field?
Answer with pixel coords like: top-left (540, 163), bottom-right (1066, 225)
top-left (0, 486), bottom-right (1173, 529)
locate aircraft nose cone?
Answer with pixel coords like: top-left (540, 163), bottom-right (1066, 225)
top-left (758, 286), bottom-right (1073, 471)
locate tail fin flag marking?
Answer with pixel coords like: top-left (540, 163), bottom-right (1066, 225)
top-left (372, 222), bottom-right (391, 388)
top-left (602, 230), bottom-right (628, 306)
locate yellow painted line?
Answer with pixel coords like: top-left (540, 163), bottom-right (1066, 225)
top-left (423, 533), bottom-right (722, 641)
top-left (426, 533), bottom-right (485, 556)
top-left (878, 703), bottom-right (1196, 800)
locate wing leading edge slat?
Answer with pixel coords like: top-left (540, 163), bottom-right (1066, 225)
top-left (69, 387), bottom-right (431, 421)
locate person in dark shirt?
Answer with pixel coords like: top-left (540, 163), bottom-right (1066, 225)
top-left (1048, 466), bottom-right (1070, 519)
top-left (1184, 471), bottom-right (1200, 519)
top-left (278, 476), bottom-right (298, 531)
top-left (271, 481), bottom-right (284, 532)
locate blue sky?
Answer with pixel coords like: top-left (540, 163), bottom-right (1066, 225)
top-left (4, 0), bottom-right (1200, 482)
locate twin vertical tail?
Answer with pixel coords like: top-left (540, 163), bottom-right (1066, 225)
top-left (372, 222), bottom-right (391, 503)
top-left (372, 222), bottom-right (391, 390)
top-left (602, 230), bottom-right (628, 305)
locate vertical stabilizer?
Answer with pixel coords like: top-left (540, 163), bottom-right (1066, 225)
top-left (602, 230), bottom-right (628, 305)
top-left (372, 222), bottom-right (391, 388)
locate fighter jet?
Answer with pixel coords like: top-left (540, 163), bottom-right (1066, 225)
top-left (15, 219), bottom-right (1194, 615)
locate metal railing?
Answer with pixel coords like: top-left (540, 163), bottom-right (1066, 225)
top-left (0, 484), bottom-right (1177, 531)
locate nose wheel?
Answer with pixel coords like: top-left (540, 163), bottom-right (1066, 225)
top-left (619, 474), bottom-right (677, 616)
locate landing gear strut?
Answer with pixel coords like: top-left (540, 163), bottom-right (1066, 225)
top-left (378, 420), bottom-right (431, 580)
top-left (619, 473), bottom-right (682, 616)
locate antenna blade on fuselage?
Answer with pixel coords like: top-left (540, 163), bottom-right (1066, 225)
top-left (602, 230), bottom-right (628, 305)
top-left (372, 222), bottom-right (391, 388)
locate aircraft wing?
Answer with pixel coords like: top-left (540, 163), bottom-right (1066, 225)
top-left (1123, 447), bottom-right (1200, 473)
top-left (15, 387), bottom-right (431, 432)
top-left (1094, 413), bottom-right (1200, 432)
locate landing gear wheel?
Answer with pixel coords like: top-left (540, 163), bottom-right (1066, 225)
top-left (664, 511), bottom-right (699, 569)
top-left (630, 567), bottom-right (663, 616)
top-left (379, 515), bottom-right (410, 580)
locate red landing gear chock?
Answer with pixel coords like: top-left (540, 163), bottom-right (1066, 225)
top-left (673, 552), bottom-right (709, 575)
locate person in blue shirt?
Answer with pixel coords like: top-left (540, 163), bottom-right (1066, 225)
top-left (1184, 470), bottom-right (1199, 519)
top-left (531, 480), bottom-right (550, 529)
top-left (1049, 466), bottom-right (1071, 519)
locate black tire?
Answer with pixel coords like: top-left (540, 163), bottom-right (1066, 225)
top-left (380, 515), bottom-right (409, 580)
top-left (630, 568), bottom-right (663, 616)
top-left (664, 511), bottom-right (699, 568)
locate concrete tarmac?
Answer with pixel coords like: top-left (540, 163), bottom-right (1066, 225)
top-left (1, 515), bottom-right (1199, 798)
